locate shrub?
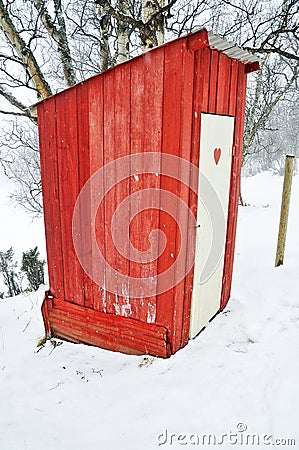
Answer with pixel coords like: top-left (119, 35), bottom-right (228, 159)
top-left (21, 247), bottom-right (45, 291)
top-left (0, 247), bottom-right (22, 297)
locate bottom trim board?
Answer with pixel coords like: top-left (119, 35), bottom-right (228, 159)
top-left (41, 295), bottom-right (171, 358)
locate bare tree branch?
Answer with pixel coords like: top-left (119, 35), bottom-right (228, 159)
top-left (95, 2), bottom-right (112, 70)
top-left (0, 83), bottom-right (37, 124)
top-left (31, 0), bottom-right (77, 86)
top-left (96, 0), bottom-right (178, 48)
top-left (0, 0), bottom-right (52, 98)
top-left (245, 45), bottom-right (299, 63)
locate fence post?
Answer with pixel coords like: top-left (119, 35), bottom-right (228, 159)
top-left (275, 155), bottom-right (295, 267)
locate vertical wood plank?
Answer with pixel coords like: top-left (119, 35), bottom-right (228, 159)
top-left (228, 60), bottom-right (239, 116)
top-left (173, 43), bottom-right (195, 351)
top-left (216, 53), bottom-right (231, 115)
top-left (89, 76), bottom-right (106, 311)
top-left (76, 82), bottom-right (94, 309)
top-left (113, 63), bottom-right (131, 317)
top-left (129, 56), bottom-right (146, 320)
top-left (56, 90), bottom-right (84, 305)
top-left (130, 47), bottom-right (164, 323)
top-left (208, 51), bottom-right (219, 113)
top-left (201, 47), bottom-right (211, 113)
top-left (38, 99), bottom-right (64, 299)
top-left (156, 40), bottom-right (184, 350)
top-left (103, 71), bottom-right (116, 314)
top-left (103, 65), bottom-right (131, 316)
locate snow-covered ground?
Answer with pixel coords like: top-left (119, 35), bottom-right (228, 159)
top-left (0, 170), bottom-right (298, 450)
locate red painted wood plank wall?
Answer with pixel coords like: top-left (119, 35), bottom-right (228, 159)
top-left (38, 29), bottom-right (253, 357)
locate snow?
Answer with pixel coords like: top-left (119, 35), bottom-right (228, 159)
top-left (1, 171), bottom-right (299, 450)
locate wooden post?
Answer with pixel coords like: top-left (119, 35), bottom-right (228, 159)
top-left (275, 155), bottom-right (295, 267)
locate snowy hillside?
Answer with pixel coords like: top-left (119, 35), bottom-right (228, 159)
top-left (0, 171), bottom-right (298, 450)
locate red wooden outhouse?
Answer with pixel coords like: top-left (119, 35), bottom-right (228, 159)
top-left (38, 29), bottom-right (259, 357)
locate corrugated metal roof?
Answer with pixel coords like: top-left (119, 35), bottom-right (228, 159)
top-left (207, 30), bottom-right (260, 64)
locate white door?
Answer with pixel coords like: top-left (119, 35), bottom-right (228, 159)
top-left (189, 113), bottom-right (234, 338)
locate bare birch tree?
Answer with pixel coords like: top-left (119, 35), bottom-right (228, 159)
top-left (244, 56), bottom-right (298, 158)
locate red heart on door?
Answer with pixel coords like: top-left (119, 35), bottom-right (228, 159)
top-left (214, 148), bottom-right (221, 165)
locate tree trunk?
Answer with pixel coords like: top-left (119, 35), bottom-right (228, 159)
top-left (141, 0), bottom-right (164, 51)
top-left (117, 0), bottom-right (130, 64)
top-left (96, 4), bottom-right (111, 71)
top-left (0, 0), bottom-right (52, 98)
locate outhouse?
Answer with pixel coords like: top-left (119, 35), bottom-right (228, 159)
top-left (38, 29), bottom-right (259, 357)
